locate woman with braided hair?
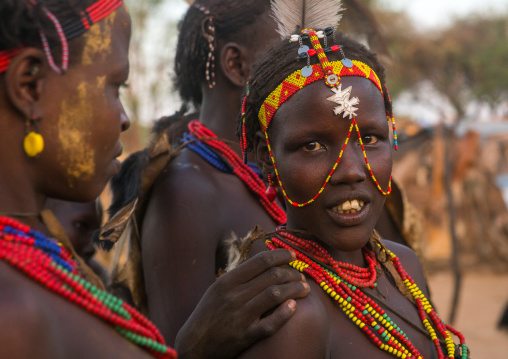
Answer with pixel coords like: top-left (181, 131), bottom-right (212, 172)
top-left (233, 1), bottom-right (470, 358)
top-left (100, 0), bottom-right (311, 351)
top-left (0, 1), bottom-right (306, 358)
top-left (0, 1), bottom-right (177, 357)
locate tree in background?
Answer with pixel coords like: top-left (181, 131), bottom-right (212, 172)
top-left (380, 9), bottom-right (508, 122)
top-left (121, 0), bottom-right (181, 152)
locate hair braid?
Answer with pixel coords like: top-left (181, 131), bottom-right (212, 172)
top-left (173, 0), bottom-right (271, 107)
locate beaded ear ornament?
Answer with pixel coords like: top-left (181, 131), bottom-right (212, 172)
top-left (240, 0), bottom-right (399, 208)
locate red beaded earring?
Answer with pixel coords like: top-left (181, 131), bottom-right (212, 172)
top-left (265, 174), bottom-right (278, 202)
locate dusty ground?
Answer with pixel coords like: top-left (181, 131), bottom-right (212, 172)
top-left (426, 269), bottom-right (508, 357)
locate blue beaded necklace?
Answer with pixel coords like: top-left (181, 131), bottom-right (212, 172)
top-left (182, 132), bottom-right (262, 178)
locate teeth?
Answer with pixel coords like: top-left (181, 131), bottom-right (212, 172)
top-left (333, 200), bottom-right (365, 214)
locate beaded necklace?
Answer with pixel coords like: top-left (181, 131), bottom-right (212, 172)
top-left (0, 216), bottom-right (176, 359)
top-left (183, 120), bottom-right (286, 225)
top-left (266, 229), bottom-right (469, 359)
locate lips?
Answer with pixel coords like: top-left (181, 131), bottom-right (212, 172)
top-left (114, 143), bottom-right (123, 159)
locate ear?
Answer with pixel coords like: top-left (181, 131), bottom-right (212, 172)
top-left (220, 42), bottom-right (249, 88)
top-left (5, 48), bottom-right (47, 119)
top-left (254, 130), bottom-right (274, 180)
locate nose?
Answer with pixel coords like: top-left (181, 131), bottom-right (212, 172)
top-left (120, 112), bottom-right (130, 132)
top-left (330, 139), bottom-right (367, 185)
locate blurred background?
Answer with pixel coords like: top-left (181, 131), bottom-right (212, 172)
top-left (115, 0), bottom-right (508, 356)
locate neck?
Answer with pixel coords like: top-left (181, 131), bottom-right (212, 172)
top-left (281, 227), bottom-right (369, 268)
top-left (199, 84), bottom-right (243, 157)
top-left (0, 157), bottom-right (45, 231)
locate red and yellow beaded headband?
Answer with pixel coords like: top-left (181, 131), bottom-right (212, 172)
top-left (0, 0), bottom-right (123, 75)
top-left (258, 58), bottom-right (383, 132)
top-left (243, 27), bottom-right (397, 207)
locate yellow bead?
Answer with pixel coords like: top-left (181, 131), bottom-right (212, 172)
top-left (23, 131), bottom-right (44, 157)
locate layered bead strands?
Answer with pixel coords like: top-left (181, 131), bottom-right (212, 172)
top-left (183, 120), bottom-right (286, 225)
top-left (266, 228), bottom-right (469, 359)
top-left (0, 216), bottom-right (176, 359)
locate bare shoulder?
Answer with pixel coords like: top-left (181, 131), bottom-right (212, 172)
top-left (381, 240), bottom-right (429, 295)
top-left (0, 263), bottom-right (154, 359)
top-left (237, 286), bottom-right (329, 359)
top-left (0, 263), bottom-right (55, 358)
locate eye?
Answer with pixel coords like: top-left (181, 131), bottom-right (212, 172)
top-left (302, 141), bottom-right (325, 152)
top-left (362, 135), bottom-right (379, 145)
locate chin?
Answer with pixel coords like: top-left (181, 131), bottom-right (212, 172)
top-left (320, 226), bottom-right (375, 252)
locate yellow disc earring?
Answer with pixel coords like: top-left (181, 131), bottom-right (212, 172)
top-left (23, 116), bottom-right (44, 157)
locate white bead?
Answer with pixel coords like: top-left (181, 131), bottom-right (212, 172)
top-left (317, 31), bottom-right (324, 38)
top-left (290, 34), bottom-right (299, 42)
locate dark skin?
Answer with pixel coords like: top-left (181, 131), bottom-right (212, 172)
top-left (241, 77), bottom-right (438, 358)
top-left (0, 5), bottom-right (310, 358)
top-left (0, 6), bottom-right (154, 358)
top-left (141, 10), bottom-right (309, 347)
top-left (44, 198), bottom-right (108, 280)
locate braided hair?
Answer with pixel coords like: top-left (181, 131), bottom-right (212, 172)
top-left (174, 0), bottom-right (271, 107)
top-left (238, 32), bottom-right (392, 153)
top-left (0, 0), bottom-right (102, 70)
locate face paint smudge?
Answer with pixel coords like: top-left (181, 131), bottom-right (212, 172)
top-left (81, 13), bottom-right (115, 65)
top-left (57, 82), bottom-right (96, 186)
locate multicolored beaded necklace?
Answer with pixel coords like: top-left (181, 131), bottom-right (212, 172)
top-left (0, 216), bottom-right (177, 359)
top-left (266, 228), bottom-right (469, 359)
top-left (182, 120), bottom-right (286, 225)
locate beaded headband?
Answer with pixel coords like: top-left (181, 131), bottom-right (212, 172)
top-left (258, 59), bottom-right (383, 132)
top-left (241, 28), bottom-right (397, 207)
top-left (0, 0), bottom-right (123, 75)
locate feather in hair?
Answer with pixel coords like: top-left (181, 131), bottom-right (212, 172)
top-left (271, 0), bottom-right (345, 38)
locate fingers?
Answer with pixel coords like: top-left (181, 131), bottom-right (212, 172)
top-left (246, 279), bottom-right (310, 318)
top-left (237, 263), bottom-right (307, 300)
top-left (221, 249), bottom-right (296, 285)
top-left (246, 299), bottom-right (298, 341)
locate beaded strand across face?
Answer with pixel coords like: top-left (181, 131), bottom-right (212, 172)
top-left (250, 26), bottom-right (397, 207)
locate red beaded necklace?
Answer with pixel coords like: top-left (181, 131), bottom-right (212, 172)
top-left (188, 120), bottom-right (287, 225)
top-left (266, 228), bottom-right (469, 359)
top-left (0, 216), bottom-right (176, 359)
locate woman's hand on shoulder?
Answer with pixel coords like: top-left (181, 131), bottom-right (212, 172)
top-left (174, 249), bottom-right (311, 359)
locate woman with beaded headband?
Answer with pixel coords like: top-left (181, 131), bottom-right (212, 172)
top-left (236, 0), bottom-right (469, 358)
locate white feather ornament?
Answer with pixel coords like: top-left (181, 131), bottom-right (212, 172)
top-left (271, 0), bottom-right (345, 39)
